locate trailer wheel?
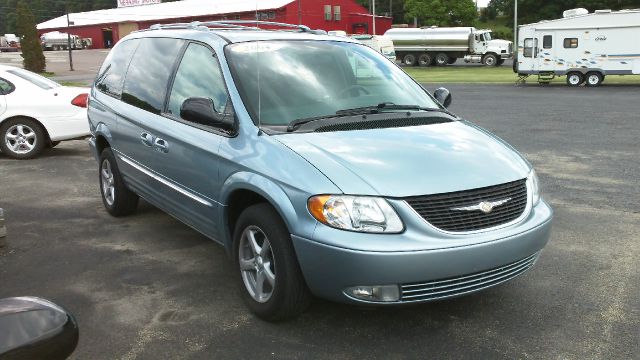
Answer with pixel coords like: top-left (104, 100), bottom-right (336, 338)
top-left (585, 72), bottom-right (603, 87)
top-left (566, 72), bottom-right (584, 86)
top-left (482, 54), bottom-right (498, 66)
top-left (434, 53), bottom-right (449, 66)
top-left (418, 53), bottom-right (432, 67)
top-left (403, 53), bottom-right (417, 66)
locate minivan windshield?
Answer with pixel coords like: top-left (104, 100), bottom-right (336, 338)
top-left (225, 41), bottom-right (440, 127)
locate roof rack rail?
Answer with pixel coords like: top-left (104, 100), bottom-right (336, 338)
top-left (149, 20), bottom-right (313, 33)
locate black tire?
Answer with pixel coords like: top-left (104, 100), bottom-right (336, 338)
top-left (417, 53), bottom-right (432, 67)
top-left (585, 71), bottom-right (603, 87)
top-left (233, 203), bottom-right (310, 321)
top-left (482, 53), bottom-right (498, 66)
top-left (434, 53), bottom-right (449, 66)
top-left (50, 141), bottom-right (61, 148)
top-left (566, 72), bottom-right (584, 86)
top-left (402, 53), bottom-right (417, 66)
top-left (497, 58), bottom-right (505, 66)
top-left (0, 117), bottom-right (46, 159)
top-left (447, 57), bottom-right (457, 64)
top-left (98, 148), bottom-right (138, 217)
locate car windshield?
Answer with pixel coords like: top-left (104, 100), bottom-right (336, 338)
top-left (7, 69), bottom-right (61, 90)
top-left (225, 40), bottom-right (440, 127)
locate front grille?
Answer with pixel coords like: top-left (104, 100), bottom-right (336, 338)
top-left (400, 252), bottom-right (539, 302)
top-left (405, 179), bottom-right (528, 232)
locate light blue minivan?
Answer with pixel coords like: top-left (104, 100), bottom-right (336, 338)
top-left (88, 21), bottom-right (553, 321)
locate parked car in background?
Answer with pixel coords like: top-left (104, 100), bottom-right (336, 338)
top-left (0, 65), bottom-right (90, 159)
top-left (89, 21), bottom-right (552, 321)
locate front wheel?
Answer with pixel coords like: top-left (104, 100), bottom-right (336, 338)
top-left (0, 118), bottom-right (46, 159)
top-left (585, 72), bottom-right (603, 87)
top-left (482, 54), bottom-right (498, 66)
top-left (99, 148), bottom-right (139, 217)
top-left (233, 203), bottom-right (310, 321)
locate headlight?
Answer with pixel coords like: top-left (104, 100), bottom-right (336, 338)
top-left (308, 195), bottom-right (404, 233)
top-left (528, 169), bottom-right (540, 205)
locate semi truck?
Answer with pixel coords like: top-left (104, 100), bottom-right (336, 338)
top-left (384, 27), bottom-right (513, 66)
top-left (40, 31), bottom-right (85, 51)
top-left (515, 8), bottom-right (640, 86)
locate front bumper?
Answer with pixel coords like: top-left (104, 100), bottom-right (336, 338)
top-left (292, 199), bottom-right (553, 304)
top-left (501, 53), bottom-right (513, 59)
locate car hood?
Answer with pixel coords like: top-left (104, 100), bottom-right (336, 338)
top-left (274, 121), bottom-right (530, 197)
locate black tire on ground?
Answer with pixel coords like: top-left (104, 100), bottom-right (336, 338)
top-left (402, 53), bottom-right (417, 66)
top-left (50, 141), bottom-right (61, 148)
top-left (497, 58), bottom-right (505, 66)
top-left (482, 53), bottom-right (498, 66)
top-left (585, 71), bottom-right (604, 87)
top-left (233, 203), bottom-right (311, 321)
top-left (566, 72), bottom-right (584, 86)
top-left (434, 53), bottom-right (449, 66)
top-left (513, 57), bottom-right (518, 73)
top-left (0, 117), bottom-right (46, 160)
top-left (98, 148), bottom-right (139, 217)
top-left (447, 57), bottom-right (457, 64)
top-left (418, 53), bottom-right (432, 67)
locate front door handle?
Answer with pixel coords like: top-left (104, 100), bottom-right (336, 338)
top-left (140, 132), bottom-right (154, 147)
top-left (154, 138), bottom-right (169, 153)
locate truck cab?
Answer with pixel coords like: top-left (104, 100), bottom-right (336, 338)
top-left (467, 30), bottom-right (513, 66)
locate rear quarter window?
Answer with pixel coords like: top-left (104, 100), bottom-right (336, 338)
top-left (95, 39), bottom-right (140, 98)
top-left (121, 38), bottom-right (185, 114)
top-left (0, 77), bottom-right (15, 94)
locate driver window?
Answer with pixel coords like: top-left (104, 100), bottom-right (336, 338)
top-left (167, 43), bottom-right (229, 122)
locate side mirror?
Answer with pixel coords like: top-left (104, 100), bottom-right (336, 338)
top-left (433, 87), bottom-right (452, 108)
top-left (0, 297), bottom-right (79, 359)
top-left (180, 97), bottom-right (234, 132)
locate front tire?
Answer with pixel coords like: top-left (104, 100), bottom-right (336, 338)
top-left (233, 203), bottom-right (310, 321)
top-left (585, 72), bottom-right (603, 87)
top-left (482, 53), bottom-right (498, 66)
top-left (0, 117), bottom-right (46, 159)
top-left (99, 148), bottom-right (139, 217)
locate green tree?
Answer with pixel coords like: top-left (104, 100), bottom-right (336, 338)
top-left (16, 0), bottom-right (46, 72)
top-left (405, 0), bottom-right (477, 26)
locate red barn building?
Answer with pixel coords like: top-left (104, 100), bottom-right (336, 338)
top-left (37, 0), bottom-right (392, 49)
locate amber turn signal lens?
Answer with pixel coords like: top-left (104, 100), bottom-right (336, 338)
top-left (308, 195), bottom-right (330, 222)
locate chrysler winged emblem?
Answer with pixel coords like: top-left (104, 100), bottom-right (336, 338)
top-left (451, 198), bottom-right (511, 214)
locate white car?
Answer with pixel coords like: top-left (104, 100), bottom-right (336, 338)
top-left (0, 65), bottom-right (89, 159)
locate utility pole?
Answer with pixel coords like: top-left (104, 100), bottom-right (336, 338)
top-left (372, 0), bottom-right (376, 34)
top-left (66, 12), bottom-right (74, 71)
top-left (513, 0), bottom-right (518, 46)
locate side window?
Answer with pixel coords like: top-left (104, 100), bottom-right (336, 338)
top-left (167, 43), bottom-right (230, 123)
top-left (543, 35), bottom-right (552, 49)
top-left (0, 78), bottom-right (14, 95)
top-left (523, 38), bottom-right (538, 57)
top-left (122, 38), bottom-right (185, 114)
top-left (95, 39), bottom-right (139, 98)
top-left (564, 38), bottom-right (578, 48)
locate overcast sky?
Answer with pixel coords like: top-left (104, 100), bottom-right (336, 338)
top-left (476, 0), bottom-right (491, 7)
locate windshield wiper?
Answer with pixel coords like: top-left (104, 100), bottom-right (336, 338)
top-left (286, 103), bottom-right (451, 132)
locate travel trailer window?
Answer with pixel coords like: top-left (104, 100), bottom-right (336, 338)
top-left (564, 38), bottom-right (578, 48)
top-left (543, 35), bottom-right (552, 49)
top-left (523, 38), bottom-right (538, 57)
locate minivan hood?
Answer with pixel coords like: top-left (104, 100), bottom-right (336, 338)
top-left (274, 121), bottom-right (530, 197)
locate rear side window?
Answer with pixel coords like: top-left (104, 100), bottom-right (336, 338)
top-left (564, 38), bottom-right (578, 48)
top-left (95, 39), bottom-right (139, 97)
top-left (543, 35), bottom-right (552, 49)
top-left (0, 77), bottom-right (14, 94)
top-left (167, 43), bottom-right (229, 119)
top-left (6, 69), bottom-right (60, 90)
top-left (122, 38), bottom-right (185, 114)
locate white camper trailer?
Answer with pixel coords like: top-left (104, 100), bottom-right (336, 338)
top-left (516, 9), bottom-right (640, 86)
top-left (350, 35), bottom-right (397, 61)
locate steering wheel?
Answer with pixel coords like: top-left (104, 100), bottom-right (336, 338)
top-left (338, 85), bottom-right (371, 97)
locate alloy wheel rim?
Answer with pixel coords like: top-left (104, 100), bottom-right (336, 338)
top-left (101, 159), bottom-right (115, 206)
top-left (239, 226), bottom-right (276, 303)
top-left (486, 57), bottom-right (495, 65)
top-left (5, 124), bottom-right (36, 154)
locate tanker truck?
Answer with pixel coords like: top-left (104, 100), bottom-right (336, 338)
top-left (40, 31), bottom-right (84, 51)
top-left (384, 27), bottom-right (513, 66)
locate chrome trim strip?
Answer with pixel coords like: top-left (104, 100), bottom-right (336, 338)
top-left (116, 153), bottom-right (214, 207)
top-left (405, 178), bottom-right (533, 236)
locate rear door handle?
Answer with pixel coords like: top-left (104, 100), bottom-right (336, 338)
top-left (140, 132), bottom-right (154, 147)
top-left (154, 138), bottom-right (169, 153)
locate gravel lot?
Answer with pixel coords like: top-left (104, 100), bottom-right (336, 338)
top-left (1, 82), bottom-right (638, 359)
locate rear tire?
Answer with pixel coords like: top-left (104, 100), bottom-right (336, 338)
top-left (99, 148), bottom-right (139, 217)
top-left (566, 72), bottom-right (584, 86)
top-left (50, 141), bottom-right (61, 148)
top-left (0, 117), bottom-right (46, 159)
top-left (402, 53), bottom-right (417, 67)
top-left (497, 59), bottom-right (505, 66)
top-left (482, 53), bottom-right (498, 66)
top-left (447, 57), bottom-right (457, 64)
top-left (418, 53), bottom-right (432, 67)
top-left (434, 53), bottom-right (449, 66)
top-left (585, 72), bottom-right (603, 87)
top-left (233, 203), bottom-right (311, 321)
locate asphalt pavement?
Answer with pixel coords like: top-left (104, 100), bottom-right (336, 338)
top-left (1, 81), bottom-right (639, 357)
